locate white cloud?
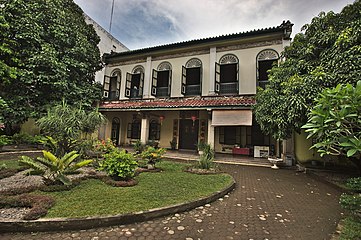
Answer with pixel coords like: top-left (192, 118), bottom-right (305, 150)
top-left (74, 0), bottom-right (354, 49)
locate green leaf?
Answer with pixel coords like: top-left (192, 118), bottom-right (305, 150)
top-left (346, 149), bottom-right (357, 157)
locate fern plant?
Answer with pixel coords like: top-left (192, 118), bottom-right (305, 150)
top-left (19, 150), bottom-right (92, 185)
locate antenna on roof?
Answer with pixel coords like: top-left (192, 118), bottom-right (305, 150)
top-left (109, 0), bottom-right (115, 33)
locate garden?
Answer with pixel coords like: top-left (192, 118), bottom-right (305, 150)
top-left (0, 102), bottom-right (233, 222)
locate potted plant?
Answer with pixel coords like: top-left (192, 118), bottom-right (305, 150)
top-left (197, 140), bottom-right (207, 155)
top-left (170, 138), bottom-right (177, 150)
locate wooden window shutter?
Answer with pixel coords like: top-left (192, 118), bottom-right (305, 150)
top-left (125, 73), bottom-right (132, 98)
top-left (181, 66), bottom-right (186, 95)
top-left (127, 123), bottom-right (132, 138)
top-left (168, 69), bottom-right (172, 96)
top-left (215, 62), bottom-right (220, 93)
top-left (139, 72), bottom-right (144, 98)
top-left (103, 75), bottom-right (110, 98)
top-left (151, 69), bottom-right (158, 96)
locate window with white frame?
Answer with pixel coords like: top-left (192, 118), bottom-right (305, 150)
top-left (125, 65), bottom-right (144, 99)
top-left (103, 70), bottom-right (121, 100)
top-left (215, 54), bottom-right (239, 95)
top-left (181, 58), bottom-right (202, 96)
top-left (151, 62), bottom-right (172, 97)
top-left (257, 49), bottom-right (278, 89)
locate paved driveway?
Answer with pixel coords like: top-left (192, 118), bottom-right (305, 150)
top-left (1, 164), bottom-right (342, 240)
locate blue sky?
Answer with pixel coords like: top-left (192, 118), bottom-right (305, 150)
top-left (74, 0), bottom-right (355, 50)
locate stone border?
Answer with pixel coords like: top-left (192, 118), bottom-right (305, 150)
top-left (0, 177), bottom-right (235, 233)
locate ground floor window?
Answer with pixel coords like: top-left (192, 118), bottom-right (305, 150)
top-left (127, 120), bottom-right (141, 139)
top-left (149, 120), bottom-right (160, 140)
top-left (219, 126), bottom-right (252, 146)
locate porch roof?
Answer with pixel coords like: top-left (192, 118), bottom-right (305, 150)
top-left (99, 96), bottom-right (255, 111)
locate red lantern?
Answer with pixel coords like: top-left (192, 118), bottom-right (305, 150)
top-left (159, 115), bottom-right (165, 125)
top-left (191, 115), bottom-right (197, 126)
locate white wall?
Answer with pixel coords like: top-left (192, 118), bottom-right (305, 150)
top-left (84, 14), bottom-right (129, 84)
top-left (104, 42), bottom-right (284, 99)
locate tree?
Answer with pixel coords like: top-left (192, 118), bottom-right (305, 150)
top-left (254, 0), bottom-right (361, 140)
top-left (37, 101), bottom-right (106, 157)
top-left (0, 0), bottom-right (103, 134)
top-left (302, 82), bottom-right (361, 174)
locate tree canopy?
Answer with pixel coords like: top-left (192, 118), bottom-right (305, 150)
top-left (0, 0), bottom-right (103, 134)
top-left (254, 0), bottom-right (361, 140)
top-left (302, 81), bottom-right (361, 173)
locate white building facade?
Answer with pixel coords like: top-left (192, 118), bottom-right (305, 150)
top-left (99, 21), bottom-right (293, 157)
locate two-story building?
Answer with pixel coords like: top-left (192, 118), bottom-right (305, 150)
top-left (99, 21), bottom-right (293, 157)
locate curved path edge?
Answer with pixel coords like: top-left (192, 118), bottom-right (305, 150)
top-left (0, 177), bottom-right (236, 233)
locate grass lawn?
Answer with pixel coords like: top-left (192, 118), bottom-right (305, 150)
top-left (41, 161), bottom-right (233, 218)
top-left (0, 159), bottom-right (22, 170)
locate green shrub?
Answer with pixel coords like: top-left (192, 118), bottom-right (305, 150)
top-left (0, 135), bottom-right (12, 147)
top-left (346, 177), bottom-right (361, 192)
top-left (340, 217), bottom-right (361, 240)
top-left (99, 149), bottom-right (138, 181)
top-left (11, 133), bottom-right (34, 145)
top-left (19, 150), bottom-right (92, 185)
top-left (198, 144), bottom-right (215, 170)
top-left (134, 139), bottom-right (145, 154)
top-left (340, 193), bottom-right (361, 214)
top-left (94, 138), bottom-right (115, 153)
top-left (140, 146), bottom-right (166, 169)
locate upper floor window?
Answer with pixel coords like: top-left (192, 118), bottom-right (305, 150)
top-left (181, 58), bottom-right (202, 96)
top-left (103, 70), bottom-right (121, 100)
top-left (151, 62), bottom-right (172, 98)
top-left (215, 54), bottom-right (239, 95)
top-left (257, 49), bottom-right (279, 89)
top-left (126, 65), bottom-right (144, 99)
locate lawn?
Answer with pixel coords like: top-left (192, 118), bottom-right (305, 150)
top-left (0, 159), bottom-right (22, 170)
top-left (41, 161), bottom-right (233, 218)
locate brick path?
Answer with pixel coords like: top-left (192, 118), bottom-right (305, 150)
top-left (0, 164), bottom-right (342, 240)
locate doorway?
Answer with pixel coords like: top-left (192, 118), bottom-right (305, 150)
top-left (179, 119), bottom-right (199, 150)
top-left (111, 118), bottom-right (120, 145)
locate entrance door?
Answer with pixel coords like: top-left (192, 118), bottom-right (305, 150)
top-left (179, 119), bottom-right (199, 150)
top-left (111, 118), bottom-right (120, 145)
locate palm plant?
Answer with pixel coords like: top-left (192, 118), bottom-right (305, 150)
top-left (19, 150), bottom-right (92, 185)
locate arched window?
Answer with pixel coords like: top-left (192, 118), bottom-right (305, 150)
top-left (111, 117), bottom-right (120, 145)
top-left (127, 118), bottom-right (141, 139)
top-left (181, 58), bottom-right (202, 96)
top-left (148, 119), bottom-right (161, 140)
top-left (256, 49), bottom-right (279, 89)
top-left (215, 54), bottom-right (239, 95)
top-left (103, 69), bottom-right (121, 100)
top-left (125, 65), bottom-right (144, 99)
top-left (151, 62), bottom-right (172, 97)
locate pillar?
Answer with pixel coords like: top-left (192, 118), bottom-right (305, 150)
top-left (140, 117), bottom-right (149, 144)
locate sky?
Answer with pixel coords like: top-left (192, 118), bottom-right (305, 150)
top-left (73, 0), bottom-right (355, 50)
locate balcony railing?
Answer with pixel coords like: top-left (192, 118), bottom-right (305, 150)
top-left (220, 82), bottom-right (238, 94)
top-left (156, 87), bottom-right (169, 97)
top-left (108, 91), bottom-right (118, 101)
top-left (185, 85), bottom-right (201, 96)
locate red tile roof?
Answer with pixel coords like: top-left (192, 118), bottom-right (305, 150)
top-left (99, 96), bottom-right (255, 111)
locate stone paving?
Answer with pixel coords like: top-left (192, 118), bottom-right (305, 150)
top-left (0, 164), bottom-right (342, 240)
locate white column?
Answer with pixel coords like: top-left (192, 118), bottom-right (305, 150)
top-left (143, 56), bottom-right (152, 97)
top-left (207, 119), bottom-right (215, 149)
top-left (209, 47), bottom-right (217, 94)
top-left (140, 117), bottom-right (149, 144)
